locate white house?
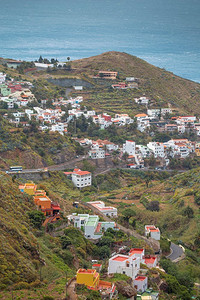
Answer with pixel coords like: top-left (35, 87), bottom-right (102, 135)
top-left (0, 72), bottom-right (6, 84)
top-left (89, 143), bottom-right (105, 159)
top-left (145, 225), bottom-right (160, 240)
top-left (129, 248), bottom-right (145, 260)
top-left (134, 276), bottom-right (148, 293)
top-left (147, 142), bottom-right (165, 158)
top-left (89, 201), bottom-right (118, 217)
top-left (136, 145), bottom-right (152, 158)
top-left (147, 108), bottom-right (172, 118)
top-left (134, 97), bottom-right (149, 105)
top-left (51, 123), bottom-right (67, 135)
top-left (135, 114), bottom-right (150, 132)
top-left (142, 255), bottom-right (158, 268)
top-left (64, 168), bottom-right (92, 188)
top-left (123, 140), bottom-right (135, 156)
top-left (68, 213), bottom-right (117, 239)
top-left (108, 254), bottom-right (140, 280)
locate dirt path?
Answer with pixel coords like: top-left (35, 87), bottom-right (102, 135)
top-left (66, 278), bottom-right (77, 300)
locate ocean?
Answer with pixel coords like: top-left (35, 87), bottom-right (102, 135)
top-left (0, 0), bottom-right (200, 82)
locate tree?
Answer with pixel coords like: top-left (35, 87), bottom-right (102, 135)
top-left (122, 208), bottom-right (136, 222)
top-left (144, 171), bottom-right (154, 188)
top-left (38, 55), bottom-right (43, 63)
top-left (183, 206), bottom-right (194, 218)
top-left (27, 210), bottom-right (45, 229)
top-left (97, 245), bottom-right (110, 259)
top-left (60, 236), bottom-right (72, 249)
top-left (98, 236), bottom-right (113, 247)
top-left (146, 200), bottom-right (160, 211)
top-left (122, 152), bottom-right (129, 161)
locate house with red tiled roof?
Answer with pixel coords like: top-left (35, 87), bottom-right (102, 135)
top-left (134, 276), bottom-right (148, 293)
top-left (89, 201), bottom-right (117, 217)
top-left (64, 168), bottom-right (91, 188)
top-left (145, 225), bottom-right (160, 240)
top-left (108, 253), bottom-right (140, 280)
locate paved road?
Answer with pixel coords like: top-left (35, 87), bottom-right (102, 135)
top-left (166, 242), bottom-right (184, 261)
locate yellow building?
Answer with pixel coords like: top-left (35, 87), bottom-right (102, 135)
top-left (19, 182), bottom-right (37, 195)
top-left (76, 269), bottom-right (100, 288)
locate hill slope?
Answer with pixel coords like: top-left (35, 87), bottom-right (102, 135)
top-left (71, 51), bottom-right (200, 115)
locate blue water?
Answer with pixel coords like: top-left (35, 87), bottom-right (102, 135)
top-left (0, 0), bottom-right (200, 82)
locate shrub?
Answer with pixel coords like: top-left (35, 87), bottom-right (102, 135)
top-left (183, 206), bottom-right (194, 218)
top-left (146, 200), bottom-right (160, 212)
top-left (13, 281), bottom-right (30, 290)
top-left (27, 210), bottom-right (45, 229)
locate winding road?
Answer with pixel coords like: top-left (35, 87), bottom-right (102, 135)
top-left (166, 242), bottom-right (185, 262)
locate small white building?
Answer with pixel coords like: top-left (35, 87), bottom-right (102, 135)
top-left (134, 97), bottom-right (149, 105)
top-left (134, 276), bottom-right (148, 293)
top-left (147, 142), bottom-right (165, 158)
top-left (142, 255), bottom-right (158, 268)
top-left (89, 201), bottom-right (117, 217)
top-left (64, 168), bottom-right (92, 188)
top-left (123, 140), bottom-right (135, 156)
top-left (73, 86), bottom-right (83, 91)
top-left (145, 225), bottom-right (160, 240)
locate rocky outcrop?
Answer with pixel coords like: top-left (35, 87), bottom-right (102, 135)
top-left (115, 281), bottom-right (137, 298)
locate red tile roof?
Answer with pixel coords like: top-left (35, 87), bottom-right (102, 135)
top-left (135, 276), bottom-right (147, 281)
top-left (112, 255), bottom-right (127, 262)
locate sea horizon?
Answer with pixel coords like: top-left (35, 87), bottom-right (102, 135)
top-left (1, 0), bottom-right (200, 82)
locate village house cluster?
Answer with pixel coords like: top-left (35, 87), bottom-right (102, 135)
top-left (76, 136), bottom-right (198, 169)
top-left (75, 245), bottom-right (159, 299)
top-left (0, 72), bottom-right (34, 108)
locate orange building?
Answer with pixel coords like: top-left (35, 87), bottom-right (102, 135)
top-left (19, 182), bottom-right (61, 217)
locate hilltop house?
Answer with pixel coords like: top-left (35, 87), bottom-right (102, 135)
top-left (64, 168), bottom-right (92, 188)
top-left (98, 71), bottom-right (118, 80)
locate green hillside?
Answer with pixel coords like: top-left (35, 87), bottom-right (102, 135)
top-left (0, 116), bottom-right (80, 169)
top-left (70, 51), bottom-right (200, 115)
